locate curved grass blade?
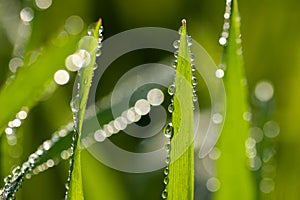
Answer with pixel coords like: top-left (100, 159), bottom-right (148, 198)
top-left (65, 19), bottom-right (103, 200)
top-left (167, 19), bottom-right (194, 200)
top-left (215, 0), bottom-right (256, 199)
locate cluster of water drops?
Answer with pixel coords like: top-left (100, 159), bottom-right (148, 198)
top-left (245, 80), bottom-right (279, 194)
top-left (219, 0), bottom-right (232, 46)
top-left (4, 109), bottom-right (28, 148)
top-left (6, 0), bottom-right (55, 82)
top-left (80, 88), bottom-right (164, 147)
top-left (0, 122), bottom-right (73, 200)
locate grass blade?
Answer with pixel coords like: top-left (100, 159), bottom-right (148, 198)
top-left (167, 19), bottom-right (194, 200)
top-left (66, 19), bottom-right (102, 200)
top-left (215, 0), bottom-right (255, 199)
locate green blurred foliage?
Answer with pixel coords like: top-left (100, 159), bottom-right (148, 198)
top-left (0, 0), bottom-right (300, 199)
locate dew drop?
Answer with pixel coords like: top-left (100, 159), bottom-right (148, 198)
top-left (165, 156), bottom-right (170, 164)
top-left (93, 63), bottom-right (98, 70)
top-left (219, 37), bottom-right (227, 46)
top-left (168, 84), bottom-right (175, 96)
top-left (193, 93), bottom-right (198, 102)
top-left (263, 121), bottom-right (280, 138)
top-left (254, 81), bottom-right (274, 102)
top-left (5, 128), bottom-right (13, 135)
top-left (125, 108), bottom-right (141, 123)
top-left (192, 76), bottom-right (198, 86)
top-left (206, 177), bottom-right (221, 192)
top-left (54, 70), bottom-right (70, 85)
top-left (161, 189), bottom-right (168, 199)
top-left (250, 127), bottom-right (264, 143)
top-left (173, 40), bottom-right (180, 49)
top-left (164, 167), bottom-right (169, 175)
top-left (164, 123), bottom-right (173, 139)
top-left (65, 55), bottom-right (79, 72)
top-left (215, 69), bottom-right (225, 79)
top-left (65, 16), bottom-right (84, 35)
top-left (20, 7), bottom-right (34, 23)
top-left (70, 94), bottom-right (80, 113)
top-left (190, 53), bottom-right (195, 62)
top-left (78, 36), bottom-right (98, 52)
top-left (113, 117), bottom-right (127, 131)
top-left (163, 177), bottom-right (169, 185)
top-left (96, 49), bottom-right (102, 57)
top-left (35, 0), bottom-right (52, 10)
top-left (17, 110), bottom-right (28, 120)
top-left (134, 99), bottom-right (151, 116)
top-left (168, 103), bottom-right (174, 113)
top-left (43, 140), bottom-right (52, 151)
top-left (260, 178), bottom-right (275, 193)
top-left (147, 88), bottom-right (164, 106)
top-left (165, 143), bottom-right (171, 152)
top-left (187, 35), bottom-right (193, 47)
top-left (243, 111), bottom-right (252, 121)
top-left (72, 49), bottom-right (91, 69)
top-left (174, 51), bottom-right (179, 58)
top-left (94, 129), bottom-right (106, 142)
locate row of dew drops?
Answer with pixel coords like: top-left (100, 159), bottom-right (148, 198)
top-left (161, 20), bottom-right (198, 199)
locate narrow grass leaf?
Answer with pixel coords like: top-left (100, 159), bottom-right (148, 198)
top-left (66, 19), bottom-right (102, 200)
top-left (215, 0), bottom-right (255, 199)
top-left (167, 19), bottom-right (194, 200)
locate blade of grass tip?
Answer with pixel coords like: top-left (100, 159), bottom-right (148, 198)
top-left (66, 19), bottom-right (103, 200)
top-left (215, 0), bottom-right (255, 199)
top-left (166, 19), bottom-right (194, 200)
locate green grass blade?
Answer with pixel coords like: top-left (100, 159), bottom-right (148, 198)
top-left (0, 32), bottom-right (82, 136)
top-left (66, 19), bottom-right (102, 200)
top-left (167, 19), bottom-right (194, 200)
top-left (215, 0), bottom-right (255, 199)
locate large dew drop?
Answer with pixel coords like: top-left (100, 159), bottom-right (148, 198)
top-left (72, 49), bottom-right (91, 69)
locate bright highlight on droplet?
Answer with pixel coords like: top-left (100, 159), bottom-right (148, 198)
top-left (215, 69), bottom-right (225, 78)
top-left (135, 99), bottom-right (151, 115)
top-left (147, 88), bottom-right (164, 106)
top-left (54, 70), bottom-right (70, 85)
top-left (263, 121), bottom-right (280, 138)
top-left (65, 15), bottom-right (84, 35)
top-left (17, 110), bottom-right (28, 120)
top-left (72, 49), bottom-right (91, 69)
top-left (35, 0), bottom-right (52, 10)
top-left (94, 130), bottom-right (106, 142)
top-left (206, 177), bottom-right (221, 192)
top-left (113, 117), bottom-right (127, 131)
top-left (20, 7), bottom-right (34, 22)
top-left (65, 55), bottom-right (79, 72)
top-left (219, 37), bottom-right (227, 46)
top-left (254, 81), bottom-right (274, 102)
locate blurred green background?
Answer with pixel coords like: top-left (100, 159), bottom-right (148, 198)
top-left (1, 0), bottom-right (300, 199)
